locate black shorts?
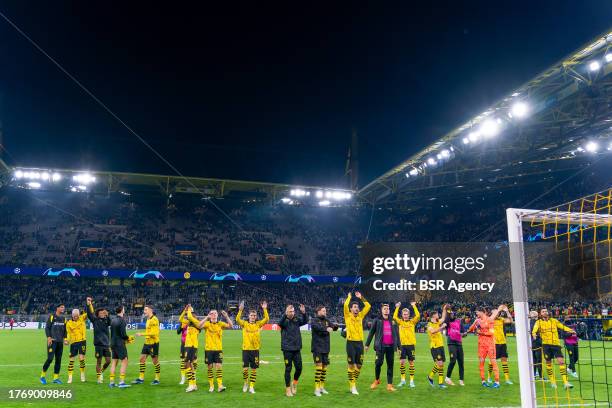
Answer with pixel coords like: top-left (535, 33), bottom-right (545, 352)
top-left (185, 346), bottom-right (198, 362)
top-left (69, 341), bottom-right (87, 357)
top-left (141, 342), bottom-right (159, 357)
top-left (400, 345), bottom-right (416, 361)
top-left (312, 352), bottom-right (330, 366)
top-left (543, 345), bottom-right (563, 360)
top-left (242, 350), bottom-right (259, 368)
top-left (430, 346), bottom-right (446, 362)
top-left (180, 343), bottom-right (186, 359)
top-left (111, 345), bottom-right (128, 360)
top-left (206, 350), bottom-right (223, 365)
top-left (94, 345), bottom-right (111, 358)
top-left (495, 343), bottom-right (508, 359)
top-left (346, 340), bottom-right (364, 365)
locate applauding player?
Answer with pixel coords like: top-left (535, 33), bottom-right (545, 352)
top-left (86, 297), bottom-right (111, 384)
top-left (279, 304), bottom-right (308, 397)
top-left (393, 301), bottom-right (420, 388)
top-left (200, 309), bottom-right (233, 393)
top-left (426, 305), bottom-right (448, 389)
top-left (66, 308), bottom-right (88, 383)
top-left (311, 305), bottom-right (337, 396)
top-left (133, 305), bottom-right (161, 385)
top-left (468, 306), bottom-right (502, 388)
top-left (343, 291), bottom-right (371, 395)
top-left (236, 300), bottom-right (269, 394)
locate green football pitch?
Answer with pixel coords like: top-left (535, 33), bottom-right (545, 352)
top-left (0, 330), bottom-right (609, 408)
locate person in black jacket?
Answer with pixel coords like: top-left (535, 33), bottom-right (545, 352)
top-left (529, 310), bottom-right (543, 380)
top-left (109, 305), bottom-right (133, 388)
top-left (86, 297), bottom-right (111, 384)
top-left (279, 304), bottom-right (307, 397)
top-left (311, 305), bottom-right (338, 397)
top-left (365, 303), bottom-right (400, 392)
top-left (40, 304), bottom-right (67, 385)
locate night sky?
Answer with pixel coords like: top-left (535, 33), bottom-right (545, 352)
top-left (0, 2), bottom-right (610, 188)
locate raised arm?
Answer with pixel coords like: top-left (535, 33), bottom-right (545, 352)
top-left (258, 303), bottom-right (269, 327)
top-left (236, 304), bottom-right (246, 327)
top-left (221, 310), bottom-right (233, 328)
top-left (86, 298), bottom-right (96, 322)
top-left (343, 293), bottom-right (352, 316)
top-left (393, 303), bottom-right (401, 324)
top-left (531, 320), bottom-right (540, 339)
top-left (410, 302), bottom-right (421, 324)
top-left (555, 319), bottom-right (575, 334)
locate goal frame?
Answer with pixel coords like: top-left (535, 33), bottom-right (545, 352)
top-left (506, 208), bottom-right (612, 408)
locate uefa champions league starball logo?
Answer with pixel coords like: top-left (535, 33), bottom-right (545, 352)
top-left (102, 270), bottom-right (109, 277)
top-left (13, 268), bottom-right (20, 274)
top-left (261, 275), bottom-right (267, 281)
top-left (333, 276), bottom-right (338, 282)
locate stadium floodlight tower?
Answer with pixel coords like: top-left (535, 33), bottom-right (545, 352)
top-left (506, 204), bottom-right (612, 408)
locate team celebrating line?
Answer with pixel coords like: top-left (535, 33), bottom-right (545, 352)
top-left (38, 293), bottom-right (577, 396)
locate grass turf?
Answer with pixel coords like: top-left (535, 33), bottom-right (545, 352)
top-left (0, 330), bottom-right (609, 408)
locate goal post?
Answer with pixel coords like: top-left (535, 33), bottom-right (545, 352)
top-left (506, 205), bottom-right (612, 408)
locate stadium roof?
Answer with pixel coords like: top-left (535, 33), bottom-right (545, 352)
top-left (358, 29), bottom-right (612, 206)
top-left (2, 165), bottom-right (353, 204)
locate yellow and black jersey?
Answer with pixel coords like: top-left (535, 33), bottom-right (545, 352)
top-left (203, 321), bottom-right (229, 351)
top-left (184, 310), bottom-right (202, 348)
top-left (236, 308), bottom-right (269, 350)
top-left (393, 304), bottom-right (420, 346)
top-left (144, 315), bottom-right (160, 345)
top-left (343, 294), bottom-right (371, 342)
top-left (427, 321), bottom-right (444, 349)
top-left (493, 317), bottom-right (507, 345)
top-left (66, 313), bottom-right (88, 344)
top-left (532, 318), bottom-right (572, 346)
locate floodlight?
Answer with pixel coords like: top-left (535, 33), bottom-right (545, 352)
top-left (468, 131), bottom-right (480, 142)
top-left (318, 200), bottom-right (330, 206)
top-left (409, 168), bottom-right (418, 176)
top-left (427, 157), bottom-right (436, 166)
top-left (315, 191), bottom-right (323, 198)
top-left (14, 170), bottom-right (23, 179)
top-left (462, 137), bottom-right (469, 144)
top-left (606, 53), bottom-right (612, 63)
top-left (585, 141), bottom-right (599, 153)
top-left (52, 173), bottom-right (62, 182)
top-left (27, 182), bottom-right (41, 189)
top-left (440, 149), bottom-right (450, 158)
top-left (41, 172), bottom-right (50, 181)
top-left (511, 102), bottom-right (529, 118)
top-left (480, 119), bottom-right (499, 137)
top-left (588, 61), bottom-right (600, 71)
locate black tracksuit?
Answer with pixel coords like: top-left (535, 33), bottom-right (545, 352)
top-left (42, 313), bottom-right (67, 375)
top-left (365, 316), bottom-right (400, 384)
top-left (110, 315), bottom-right (129, 360)
top-left (311, 316), bottom-right (333, 355)
top-left (86, 305), bottom-right (111, 348)
top-left (279, 312), bottom-right (308, 387)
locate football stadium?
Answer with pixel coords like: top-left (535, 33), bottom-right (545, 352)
top-left (0, 4), bottom-right (611, 408)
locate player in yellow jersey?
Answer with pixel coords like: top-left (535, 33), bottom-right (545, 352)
top-left (426, 304), bottom-right (448, 389)
top-left (393, 301), bottom-right (420, 388)
top-left (199, 309), bottom-right (233, 393)
top-left (343, 291), bottom-right (371, 395)
top-left (183, 304), bottom-right (202, 392)
top-left (132, 305), bottom-right (161, 385)
top-left (66, 308), bottom-right (88, 383)
top-left (177, 309), bottom-right (189, 385)
top-left (532, 307), bottom-right (575, 389)
top-left (488, 304), bottom-right (513, 385)
top-left (236, 300), bottom-right (269, 394)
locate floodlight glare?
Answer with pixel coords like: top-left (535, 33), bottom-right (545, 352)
top-left (318, 200), bottom-right (331, 206)
top-left (436, 153), bottom-right (442, 160)
top-left (468, 131), bottom-right (480, 142)
top-left (14, 170), bottom-right (23, 179)
top-left (27, 182), bottom-right (41, 189)
top-left (427, 157), bottom-right (436, 166)
top-left (585, 141), bottom-right (599, 153)
top-left (588, 61), bottom-right (600, 72)
top-left (511, 102), bottom-right (529, 118)
top-left (480, 119), bottom-right (499, 137)
top-left (462, 137), bottom-right (469, 144)
top-left (52, 173), bottom-right (62, 182)
top-left (440, 149), bottom-right (450, 158)
top-left (409, 168), bottom-right (418, 176)
top-left (606, 53), bottom-right (612, 63)
top-left (315, 190), bottom-right (323, 198)
top-left (41, 172), bottom-right (50, 181)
